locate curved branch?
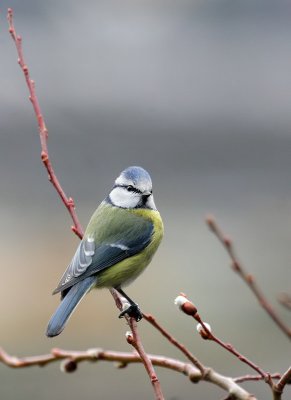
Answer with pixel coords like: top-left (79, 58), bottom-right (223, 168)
top-left (0, 347), bottom-right (256, 400)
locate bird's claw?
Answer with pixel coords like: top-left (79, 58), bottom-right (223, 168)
top-left (119, 304), bottom-right (143, 322)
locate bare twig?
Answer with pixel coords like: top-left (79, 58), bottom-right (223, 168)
top-left (234, 374), bottom-right (281, 384)
top-left (110, 289), bottom-right (164, 399)
top-left (7, 8), bottom-right (83, 239)
top-left (0, 345), bottom-right (198, 374)
top-left (195, 314), bottom-right (270, 383)
top-left (206, 215), bottom-right (291, 340)
top-left (0, 347), bottom-right (256, 400)
top-left (7, 9), bottom-right (164, 399)
top-left (5, 8), bottom-right (287, 400)
top-left (126, 321), bottom-right (165, 400)
top-left (143, 313), bottom-right (205, 375)
top-left (175, 295), bottom-right (271, 384)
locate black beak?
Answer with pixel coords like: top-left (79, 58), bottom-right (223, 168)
top-left (140, 192), bottom-right (151, 207)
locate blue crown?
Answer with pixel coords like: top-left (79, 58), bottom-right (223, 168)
top-left (121, 166), bottom-right (152, 185)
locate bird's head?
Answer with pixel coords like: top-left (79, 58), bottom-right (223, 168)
top-left (108, 166), bottom-right (157, 210)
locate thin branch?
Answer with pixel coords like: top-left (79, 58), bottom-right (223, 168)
top-left (0, 347), bottom-right (55, 368)
top-left (5, 9), bottom-right (285, 400)
top-left (127, 320), bottom-right (165, 400)
top-left (195, 314), bottom-right (270, 383)
top-left (7, 8), bottom-right (83, 239)
top-left (143, 313), bottom-right (205, 376)
top-left (234, 374), bottom-right (281, 384)
top-left (110, 289), bottom-right (164, 399)
top-left (0, 345), bottom-right (197, 373)
top-left (7, 9), bottom-right (164, 400)
top-left (175, 295), bottom-right (271, 384)
top-left (0, 347), bottom-right (256, 400)
top-left (206, 215), bottom-right (291, 340)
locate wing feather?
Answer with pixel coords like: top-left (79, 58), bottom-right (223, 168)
top-left (53, 215), bottom-right (153, 295)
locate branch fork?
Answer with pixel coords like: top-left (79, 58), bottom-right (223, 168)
top-left (4, 8), bottom-right (290, 400)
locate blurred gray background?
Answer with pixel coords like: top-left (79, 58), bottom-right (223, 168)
top-left (0, 0), bottom-right (291, 399)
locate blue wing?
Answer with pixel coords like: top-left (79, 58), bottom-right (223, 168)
top-left (53, 220), bottom-right (153, 295)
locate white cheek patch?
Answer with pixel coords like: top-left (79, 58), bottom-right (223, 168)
top-left (109, 187), bottom-right (140, 208)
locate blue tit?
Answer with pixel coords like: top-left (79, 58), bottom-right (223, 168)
top-left (46, 166), bottom-right (164, 337)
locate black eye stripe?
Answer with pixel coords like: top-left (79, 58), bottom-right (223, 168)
top-left (116, 184), bottom-right (142, 194)
top-left (128, 185), bottom-right (142, 194)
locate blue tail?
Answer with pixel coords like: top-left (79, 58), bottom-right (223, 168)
top-left (46, 276), bottom-right (96, 337)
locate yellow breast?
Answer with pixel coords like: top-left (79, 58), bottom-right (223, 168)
top-left (96, 208), bottom-right (164, 288)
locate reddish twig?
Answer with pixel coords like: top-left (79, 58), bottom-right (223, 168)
top-left (206, 215), bottom-right (291, 340)
top-left (7, 8), bottom-right (83, 239)
top-left (126, 321), bottom-right (165, 400)
top-left (7, 9), bottom-right (164, 399)
top-left (175, 295), bottom-right (271, 385)
top-left (5, 8), bottom-right (285, 400)
top-left (110, 289), bottom-right (164, 399)
top-left (143, 313), bottom-right (205, 376)
top-left (195, 314), bottom-right (270, 383)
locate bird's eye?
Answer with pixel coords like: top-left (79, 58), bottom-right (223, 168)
top-left (126, 185), bottom-right (135, 192)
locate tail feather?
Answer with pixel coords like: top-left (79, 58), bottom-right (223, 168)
top-left (46, 276), bottom-right (96, 337)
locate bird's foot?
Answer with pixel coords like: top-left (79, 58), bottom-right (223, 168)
top-left (119, 304), bottom-right (143, 322)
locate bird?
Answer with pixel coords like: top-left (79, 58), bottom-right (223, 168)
top-left (46, 166), bottom-right (164, 337)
